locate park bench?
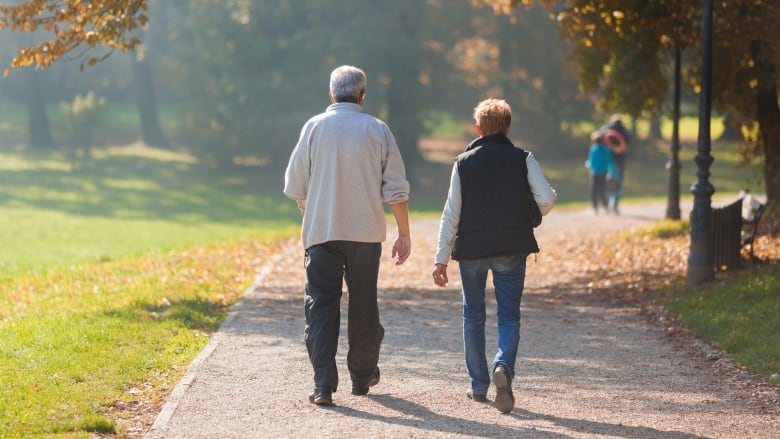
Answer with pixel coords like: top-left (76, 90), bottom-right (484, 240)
top-left (711, 192), bottom-right (767, 270)
top-left (740, 193), bottom-right (767, 260)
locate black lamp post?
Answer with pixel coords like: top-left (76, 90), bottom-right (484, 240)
top-left (666, 46), bottom-right (682, 220)
top-left (686, 0), bottom-right (716, 286)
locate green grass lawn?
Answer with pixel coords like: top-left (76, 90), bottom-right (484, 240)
top-left (0, 144), bottom-right (301, 436)
top-left (656, 265), bottom-right (780, 384)
top-left (1, 238), bottom-right (277, 436)
top-left (0, 144), bottom-right (300, 278)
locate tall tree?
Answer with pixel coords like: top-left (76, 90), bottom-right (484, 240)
top-left (715, 2), bottom-right (780, 210)
top-left (492, 5), bottom-right (584, 147)
top-left (130, 2), bottom-right (169, 149)
top-left (377, 0), bottom-right (425, 168)
top-left (421, 1), bottom-right (585, 150)
top-left (131, 53), bottom-right (167, 148)
top-left (24, 68), bottom-right (53, 148)
top-left (161, 0), bottom-right (432, 168)
top-left (162, 0), bottom-right (335, 166)
top-left (479, 0), bottom-right (780, 215)
top-left (11, 31), bottom-right (55, 148)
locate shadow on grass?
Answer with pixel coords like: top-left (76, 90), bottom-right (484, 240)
top-left (99, 296), bottom-right (232, 333)
top-left (145, 296), bottom-right (230, 332)
top-left (0, 149), bottom-right (464, 221)
top-left (0, 152), bottom-right (300, 224)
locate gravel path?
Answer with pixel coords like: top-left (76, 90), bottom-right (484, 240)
top-left (146, 204), bottom-right (780, 438)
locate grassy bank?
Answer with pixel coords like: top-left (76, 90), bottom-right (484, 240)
top-left (1, 239), bottom-right (279, 436)
top-left (587, 220), bottom-right (779, 388)
top-left (0, 144), bottom-right (300, 436)
top-left (657, 265), bottom-right (780, 382)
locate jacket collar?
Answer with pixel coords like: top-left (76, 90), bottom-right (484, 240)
top-left (464, 133), bottom-right (514, 152)
top-left (326, 102), bottom-right (364, 113)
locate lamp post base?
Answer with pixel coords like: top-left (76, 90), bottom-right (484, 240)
top-left (686, 258), bottom-right (714, 287)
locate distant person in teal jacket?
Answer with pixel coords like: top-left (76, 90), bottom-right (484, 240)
top-left (600, 114), bottom-right (630, 214)
top-left (585, 131), bottom-right (615, 214)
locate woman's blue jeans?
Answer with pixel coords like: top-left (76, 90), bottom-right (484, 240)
top-left (458, 253), bottom-right (527, 394)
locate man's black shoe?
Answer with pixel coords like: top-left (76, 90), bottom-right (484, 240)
top-left (309, 386), bottom-right (333, 406)
top-left (351, 367), bottom-right (380, 396)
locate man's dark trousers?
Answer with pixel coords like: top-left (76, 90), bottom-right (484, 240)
top-left (304, 241), bottom-right (384, 392)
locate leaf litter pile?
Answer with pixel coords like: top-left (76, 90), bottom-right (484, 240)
top-left (584, 230), bottom-right (779, 305)
top-left (581, 228), bottom-right (780, 412)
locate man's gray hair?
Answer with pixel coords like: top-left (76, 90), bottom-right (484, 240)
top-left (330, 65), bottom-right (366, 104)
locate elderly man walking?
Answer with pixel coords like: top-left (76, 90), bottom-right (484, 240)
top-left (432, 98), bottom-right (556, 413)
top-left (284, 65), bottom-right (411, 406)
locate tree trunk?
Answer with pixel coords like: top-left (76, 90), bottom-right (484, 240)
top-left (498, 14), bottom-right (515, 99)
top-left (629, 115), bottom-right (639, 140)
top-left (751, 40), bottom-right (780, 214)
top-left (649, 112), bottom-right (663, 140)
top-left (385, 0), bottom-right (424, 177)
top-left (25, 70), bottom-right (54, 148)
top-left (388, 72), bottom-right (423, 173)
top-left (132, 56), bottom-right (169, 148)
top-left (718, 112), bottom-right (743, 141)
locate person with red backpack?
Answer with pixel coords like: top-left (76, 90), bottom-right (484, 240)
top-left (599, 114), bottom-right (631, 215)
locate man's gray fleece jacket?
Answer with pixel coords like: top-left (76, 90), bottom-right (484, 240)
top-left (283, 102), bottom-right (410, 250)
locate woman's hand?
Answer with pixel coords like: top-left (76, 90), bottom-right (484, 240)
top-left (432, 263), bottom-right (448, 287)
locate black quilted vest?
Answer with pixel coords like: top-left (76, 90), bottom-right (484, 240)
top-left (451, 133), bottom-right (539, 260)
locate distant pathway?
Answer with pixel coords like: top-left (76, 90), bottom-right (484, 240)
top-left (146, 203), bottom-right (780, 438)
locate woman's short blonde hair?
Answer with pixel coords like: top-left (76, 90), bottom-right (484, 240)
top-left (473, 98), bottom-right (512, 135)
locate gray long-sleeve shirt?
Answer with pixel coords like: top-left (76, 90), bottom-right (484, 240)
top-left (434, 152), bottom-right (557, 265)
top-left (284, 102), bottom-right (410, 249)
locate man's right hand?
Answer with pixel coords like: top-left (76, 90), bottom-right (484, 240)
top-left (392, 235), bottom-right (411, 265)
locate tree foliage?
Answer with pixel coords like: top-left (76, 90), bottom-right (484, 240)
top-left (477, 0), bottom-right (701, 117)
top-left (1, 0), bottom-right (584, 170)
top-left (0, 0), bottom-right (148, 74)
top-left (160, 0), bottom-right (347, 166)
top-left (426, 1), bottom-right (585, 148)
top-left (480, 0), bottom-right (780, 220)
top-left (163, 0), bottom-right (578, 167)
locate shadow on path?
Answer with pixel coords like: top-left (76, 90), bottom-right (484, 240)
top-left (340, 394), bottom-right (566, 438)
top-left (324, 394), bottom-right (708, 439)
top-left (511, 408), bottom-right (708, 439)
